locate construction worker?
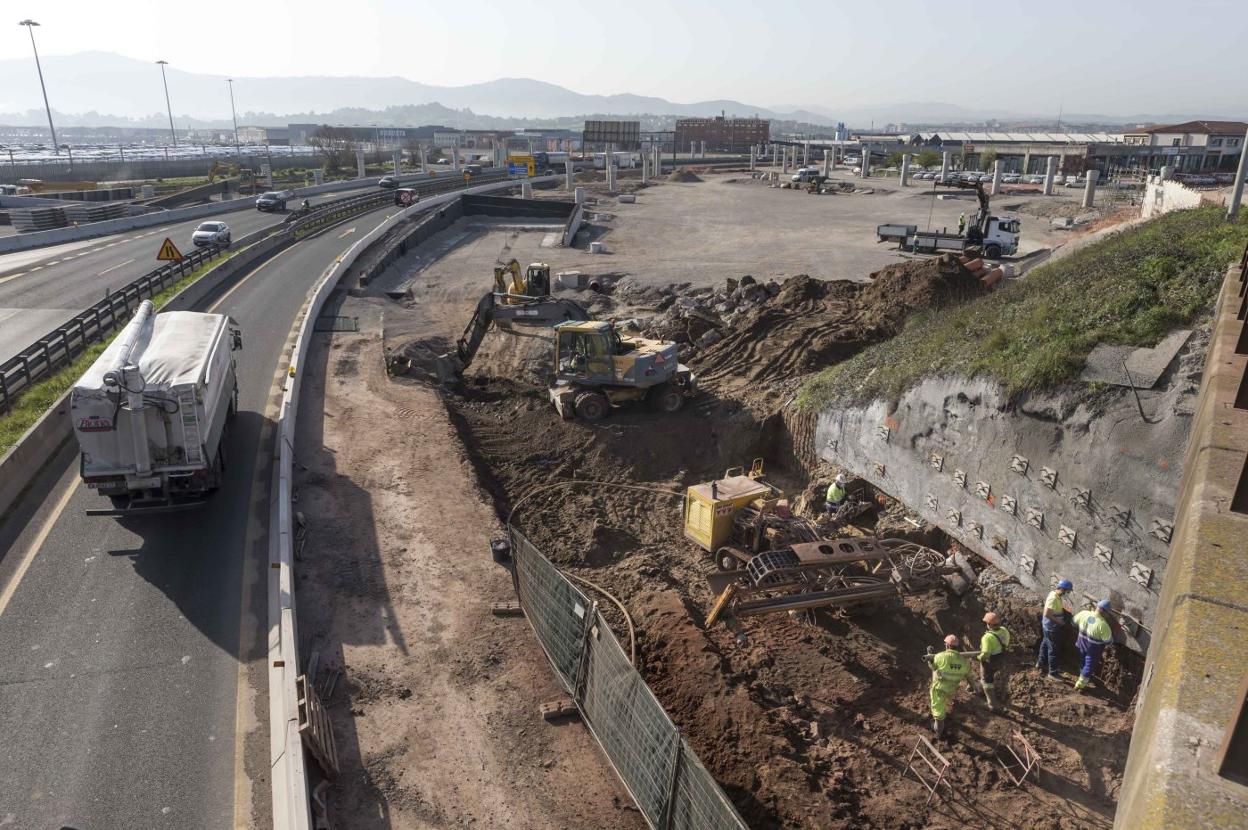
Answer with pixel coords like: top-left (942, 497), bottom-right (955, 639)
top-left (1037, 578), bottom-right (1073, 680)
top-left (925, 635), bottom-right (971, 738)
top-left (977, 612), bottom-right (1011, 711)
top-left (1073, 600), bottom-right (1115, 691)
top-left (957, 212), bottom-right (967, 234)
top-left (825, 474), bottom-right (847, 513)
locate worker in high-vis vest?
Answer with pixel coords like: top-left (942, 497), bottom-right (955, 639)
top-left (1073, 600), bottom-right (1115, 691)
top-left (825, 473), bottom-right (847, 513)
top-left (977, 611), bottom-right (1011, 711)
top-left (924, 634), bottom-right (971, 738)
top-left (1037, 578), bottom-right (1073, 679)
top-left (958, 212), bottom-right (967, 234)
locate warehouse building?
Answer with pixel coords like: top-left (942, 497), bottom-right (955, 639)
top-left (675, 116), bottom-right (770, 153)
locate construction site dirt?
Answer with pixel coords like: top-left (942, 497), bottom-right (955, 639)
top-left (321, 180), bottom-right (1143, 828)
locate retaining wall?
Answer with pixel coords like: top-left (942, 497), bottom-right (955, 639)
top-left (1142, 176), bottom-right (1205, 219)
top-left (815, 367), bottom-right (1201, 650)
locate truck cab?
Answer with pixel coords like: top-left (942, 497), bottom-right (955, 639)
top-left (980, 215), bottom-right (1021, 258)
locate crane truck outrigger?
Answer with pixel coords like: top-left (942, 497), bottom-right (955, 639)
top-left (437, 260), bottom-right (696, 420)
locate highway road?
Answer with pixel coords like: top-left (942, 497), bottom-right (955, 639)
top-left (0, 201), bottom-right (399, 829)
top-left (0, 186), bottom-right (371, 365)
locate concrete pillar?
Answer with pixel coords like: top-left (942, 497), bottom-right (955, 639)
top-left (1043, 156), bottom-right (1057, 195)
top-left (392, 150), bottom-right (401, 176)
top-left (565, 160), bottom-right (574, 190)
top-left (419, 146), bottom-right (427, 173)
top-left (749, 146), bottom-right (756, 171)
top-left (451, 144), bottom-right (460, 172)
top-left (606, 157), bottom-right (616, 191)
top-left (1023, 150), bottom-right (1032, 175)
top-left (990, 159), bottom-right (1004, 195)
top-left (574, 186), bottom-right (585, 204)
top-left (641, 155), bottom-right (649, 185)
top-left (1228, 127), bottom-right (1248, 219)
top-left (312, 170), bottom-right (324, 186)
top-left (521, 181), bottom-right (533, 199)
top-left (860, 149), bottom-right (871, 178)
top-left (803, 141), bottom-right (810, 166)
top-left (690, 141), bottom-right (696, 157)
top-left (823, 150), bottom-right (831, 177)
top-left (1082, 169), bottom-right (1099, 209)
top-left (900, 153), bottom-right (912, 186)
top-left (700, 140), bottom-right (706, 157)
top-left (782, 147), bottom-right (789, 173)
top-left (356, 150), bottom-right (366, 179)
top-left (940, 151), bottom-right (950, 180)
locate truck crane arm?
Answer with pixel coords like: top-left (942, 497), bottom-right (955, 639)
top-left (934, 179), bottom-right (991, 239)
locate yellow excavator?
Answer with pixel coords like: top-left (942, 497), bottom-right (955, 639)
top-left (437, 261), bottom-right (697, 420)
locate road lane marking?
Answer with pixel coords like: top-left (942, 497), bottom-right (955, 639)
top-left (336, 227), bottom-right (356, 239)
top-left (207, 244), bottom-right (300, 312)
top-left (97, 258), bottom-right (136, 276)
top-left (0, 272), bottom-right (26, 287)
top-left (0, 480), bottom-right (77, 619)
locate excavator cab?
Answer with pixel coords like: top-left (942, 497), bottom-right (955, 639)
top-left (494, 260), bottom-right (552, 301)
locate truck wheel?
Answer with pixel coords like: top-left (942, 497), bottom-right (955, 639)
top-left (649, 383), bottom-right (685, 413)
top-left (574, 392), bottom-right (609, 421)
top-left (985, 243), bottom-right (1002, 259)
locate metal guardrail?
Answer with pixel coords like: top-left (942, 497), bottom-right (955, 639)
top-left (0, 169), bottom-right (512, 413)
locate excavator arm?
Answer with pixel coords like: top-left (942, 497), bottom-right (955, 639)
top-left (439, 293), bottom-right (591, 381)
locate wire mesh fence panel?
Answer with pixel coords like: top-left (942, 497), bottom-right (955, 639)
top-left (668, 739), bottom-right (751, 830)
top-left (581, 610), bottom-right (679, 826)
top-left (511, 531), bottom-right (591, 692)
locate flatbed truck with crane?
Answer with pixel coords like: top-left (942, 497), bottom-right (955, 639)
top-left (877, 180), bottom-right (1021, 259)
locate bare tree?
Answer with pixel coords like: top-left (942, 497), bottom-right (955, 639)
top-left (309, 126), bottom-right (359, 173)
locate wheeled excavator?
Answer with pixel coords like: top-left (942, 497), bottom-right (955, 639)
top-left (437, 260), bottom-right (697, 420)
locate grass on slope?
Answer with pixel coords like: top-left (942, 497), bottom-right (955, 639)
top-left (799, 206), bottom-right (1248, 410)
top-left (0, 250), bottom-right (244, 457)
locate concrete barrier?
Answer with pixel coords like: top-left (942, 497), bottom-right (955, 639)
top-left (1114, 259), bottom-right (1248, 828)
top-left (268, 175), bottom-right (551, 829)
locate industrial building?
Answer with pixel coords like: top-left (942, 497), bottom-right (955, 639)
top-left (675, 116), bottom-right (770, 153)
top-left (1122, 120), bottom-right (1247, 172)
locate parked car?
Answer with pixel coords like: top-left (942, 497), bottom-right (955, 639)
top-left (1026, 174), bottom-right (1044, 184)
top-left (463, 164), bottom-right (483, 177)
top-left (191, 221), bottom-right (231, 248)
top-left (378, 175), bottom-right (400, 189)
top-left (1002, 174), bottom-right (1021, 184)
top-left (254, 191), bottom-right (288, 211)
top-left (791, 167), bottom-right (819, 183)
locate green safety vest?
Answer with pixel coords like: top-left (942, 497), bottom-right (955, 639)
top-left (979, 626), bottom-right (1011, 660)
top-left (1074, 610), bottom-right (1112, 644)
top-left (930, 649), bottom-right (970, 693)
top-left (826, 483), bottom-right (846, 503)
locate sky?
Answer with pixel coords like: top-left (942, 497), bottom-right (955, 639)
top-left (3, 0), bottom-right (1247, 116)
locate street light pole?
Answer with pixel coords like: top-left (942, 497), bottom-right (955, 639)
top-left (227, 79), bottom-right (242, 168)
top-left (156, 60), bottom-right (177, 147)
top-left (19, 20), bottom-right (59, 155)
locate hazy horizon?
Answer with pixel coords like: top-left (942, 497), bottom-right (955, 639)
top-left (3, 0), bottom-right (1246, 121)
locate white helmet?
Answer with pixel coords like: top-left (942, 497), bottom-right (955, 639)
top-left (835, 474), bottom-right (846, 485)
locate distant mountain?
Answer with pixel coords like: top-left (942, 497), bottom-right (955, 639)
top-left (0, 51), bottom-right (815, 126)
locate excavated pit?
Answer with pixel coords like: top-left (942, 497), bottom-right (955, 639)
top-left (390, 253), bottom-right (1140, 829)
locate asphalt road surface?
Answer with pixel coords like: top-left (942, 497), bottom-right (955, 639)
top-left (0, 202), bottom-right (398, 829)
top-left (0, 187), bottom-right (370, 365)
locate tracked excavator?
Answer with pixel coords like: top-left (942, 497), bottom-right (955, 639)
top-left (437, 260), bottom-right (697, 421)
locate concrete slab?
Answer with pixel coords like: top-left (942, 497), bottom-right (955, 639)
top-left (1081, 329), bottom-right (1192, 388)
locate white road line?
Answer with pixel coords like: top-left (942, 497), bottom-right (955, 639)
top-left (0, 271), bottom-right (26, 287)
top-left (0, 481), bottom-right (78, 619)
top-left (336, 227), bottom-right (356, 239)
top-left (97, 258), bottom-right (136, 276)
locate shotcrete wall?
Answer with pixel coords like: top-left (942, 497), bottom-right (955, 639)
top-left (814, 359), bottom-right (1205, 651)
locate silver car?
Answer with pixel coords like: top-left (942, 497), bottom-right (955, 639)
top-left (191, 221), bottom-right (231, 248)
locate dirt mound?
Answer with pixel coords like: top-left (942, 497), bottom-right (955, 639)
top-left (685, 255), bottom-right (987, 401)
top-left (668, 168), bottom-right (703, 183)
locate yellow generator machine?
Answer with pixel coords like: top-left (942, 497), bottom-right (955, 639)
top-left (685, 460), bottom-right (790, 569)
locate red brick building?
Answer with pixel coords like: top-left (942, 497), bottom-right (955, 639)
top-left (674, 116), bottom-right (770, 153)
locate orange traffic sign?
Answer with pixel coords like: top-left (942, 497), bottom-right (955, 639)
top-left (156, 237), bottom-right (184, 261)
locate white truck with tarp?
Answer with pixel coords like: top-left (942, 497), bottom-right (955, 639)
top-left (70, 300), bottom-right (242, 516)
